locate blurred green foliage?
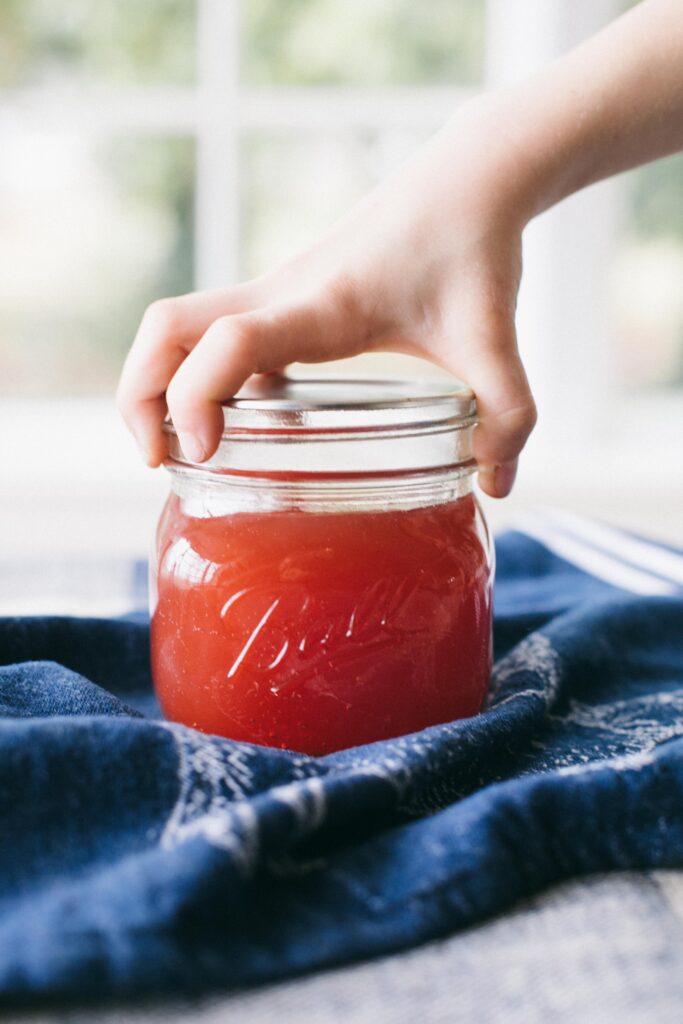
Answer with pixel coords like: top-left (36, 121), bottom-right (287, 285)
top-left (242, 0), bottom-right (484, 85)
top-left (0, 0), bottom-right (195, 87)
top-left (628, 152), bottom-right (683, 241)
top-left (1, 0), bottom-right (681, 394)
top-left (98, 136), bottom-right (195, 361)
top-left (0, 137), bottom-right (194, 395)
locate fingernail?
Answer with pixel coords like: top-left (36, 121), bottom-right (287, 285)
top-left (177, 431), bottom-right (206, 463)
top-left (493, 460), bottom-right (518, 496)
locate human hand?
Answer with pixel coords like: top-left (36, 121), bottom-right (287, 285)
top-left (117, 96), bottom-right (536, 498)
top-left (118, 0), bottom-right (683, 498)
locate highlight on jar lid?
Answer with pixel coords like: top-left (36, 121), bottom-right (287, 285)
top-left (163, 376), bottom-right (478, 476)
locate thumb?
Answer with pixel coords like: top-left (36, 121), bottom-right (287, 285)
top-left (454, 321), bottom-right (536, 498)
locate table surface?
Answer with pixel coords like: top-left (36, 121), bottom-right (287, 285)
top-left (7, 871), bottom-right (683, 1024)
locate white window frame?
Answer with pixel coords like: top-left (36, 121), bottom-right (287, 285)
top-left (2, 0), bottom-right (683, 560)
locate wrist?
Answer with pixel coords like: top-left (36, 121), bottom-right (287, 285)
top-left (445, 83), bottom-right (593, 228)
top-left (438, 92), bottom-right (548, 232)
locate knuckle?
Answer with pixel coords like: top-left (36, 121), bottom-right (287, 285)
top-left (476, 395), bottom-right (537, 468)
top-left (166, 365), bottom-right (205, 421)
top-left (315, 272), bottom-right (367, 353)
top-left (165, 376), bottom-right (194, 423)
top-left (509, 395), bottom-right (537, 429)
top-left (164, 374), bottom-right (190, 417)
top-left (213, 315), bottom-right (260, 369)
top-left (230, 316), bottom-right (259, 350)
top-left (525, 398), bottom-right (538, 432)
top-left (142, 297), bottom-right (183, 338)
top-left (498, 398), bottom-right (537, 450)
top-left (323, 272), bottom-right (359, 317)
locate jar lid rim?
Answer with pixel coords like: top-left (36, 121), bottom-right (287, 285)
top-left (219, 375), bottom-right (475, 413)
top-left (163, 376), bottom-right (477, 474)
top-left (163, 376), bottom-right (476, 436)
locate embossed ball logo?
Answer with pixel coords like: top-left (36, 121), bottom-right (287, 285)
top-left (218, 576), bottom-right (436, 694)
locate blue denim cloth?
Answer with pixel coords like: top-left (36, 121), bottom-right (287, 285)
top-left (1, 517), bottom-right (683, 1002)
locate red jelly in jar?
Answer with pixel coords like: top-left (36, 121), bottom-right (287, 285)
top-left (151, 378), bottom-right (493, 755)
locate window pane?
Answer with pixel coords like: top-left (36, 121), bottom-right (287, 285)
top-left (611, 152), bottom-right (683, 390)
top-left (241, 0), bottom-right (484, 87)
top-left (0, 134), bottom-right (194, 395)
top-left (241, 129), bottom-right (431, 278)
top-left (0, 0), bottom-right (195, 88)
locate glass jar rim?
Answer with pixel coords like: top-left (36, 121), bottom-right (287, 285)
top-left (164, 375), bottom-right (477, 476)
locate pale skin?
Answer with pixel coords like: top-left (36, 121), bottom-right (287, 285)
top-left (117, 0), bottom-right (683, 498)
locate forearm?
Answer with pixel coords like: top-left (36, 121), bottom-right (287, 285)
top-left (466, 0), bottom-right (683, 222)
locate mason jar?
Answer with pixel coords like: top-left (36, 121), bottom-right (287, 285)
top-left (150, 377), bottom-right (494, 755)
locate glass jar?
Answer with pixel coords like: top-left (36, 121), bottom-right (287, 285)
top-left (150, 377), bottom-right (493, 755)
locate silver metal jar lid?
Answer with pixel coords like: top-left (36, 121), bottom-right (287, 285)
top-left (164, 376), bottom-right (477, 476)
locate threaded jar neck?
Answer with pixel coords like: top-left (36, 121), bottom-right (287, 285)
top-left (164, 376), bottom-right (478, 489)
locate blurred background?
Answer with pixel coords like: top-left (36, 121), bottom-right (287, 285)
top-left (1, 0), bottom-right (682, 608)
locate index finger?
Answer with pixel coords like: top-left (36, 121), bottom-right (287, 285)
top-left (116, 286), bottom-right (260, 464)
